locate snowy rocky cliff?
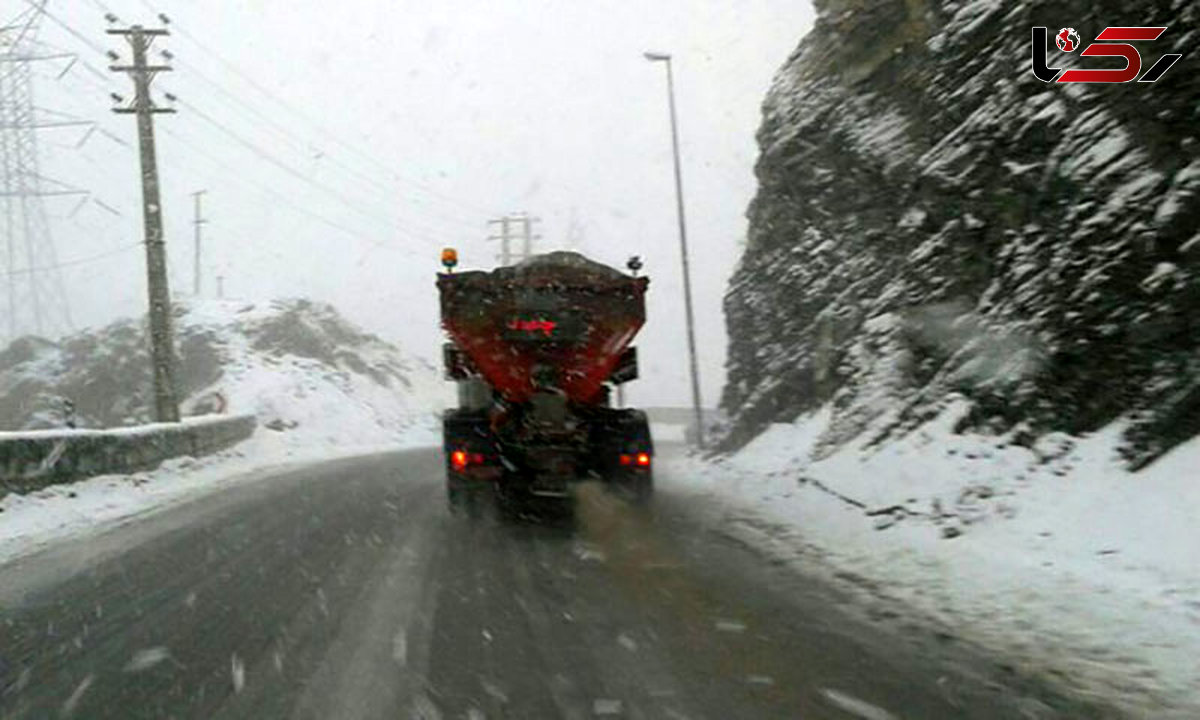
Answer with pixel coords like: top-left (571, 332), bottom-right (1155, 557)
top-left (722, 0), bottom-right (1199, 466)
top-left (0, 299), bottom-right (442, 444)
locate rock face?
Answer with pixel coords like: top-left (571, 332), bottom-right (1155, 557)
top-left (722, 0), bottom-right (1198, 467)
top-left (0, 317), bottom-right (222, 429)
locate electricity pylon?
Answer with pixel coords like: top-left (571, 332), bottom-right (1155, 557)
top-left (0, 3), bottom-right (79, 343)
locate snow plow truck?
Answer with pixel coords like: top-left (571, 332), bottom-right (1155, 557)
top-left (438, 249), bottom-right (653, 511)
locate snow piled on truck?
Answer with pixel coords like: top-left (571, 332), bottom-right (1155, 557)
top-left (662, 405), bottom-right (1200, 717)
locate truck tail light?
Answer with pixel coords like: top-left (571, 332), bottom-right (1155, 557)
top-left (451, 450), bottom-right (469, 471)
top-left (472, 453), bottom-right (485, 465)
top-left (636, 452), bottom-right (651, 467)
top-left (619, 454), bottom-right (632, 466)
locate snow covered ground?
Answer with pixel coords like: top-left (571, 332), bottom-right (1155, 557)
top-left (660, 399), bottom-right (1200, 717)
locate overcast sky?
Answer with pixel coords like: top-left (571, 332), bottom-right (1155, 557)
top-left (16, 0), bottom-right (814, 408)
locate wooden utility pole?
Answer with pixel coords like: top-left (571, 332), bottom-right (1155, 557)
top-left (191, 190), bottom-right (206, 296)
top-left (109, 24), bottom-right (180, 423)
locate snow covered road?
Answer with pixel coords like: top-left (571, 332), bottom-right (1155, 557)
top-left (0, 446), bottom-right (1117, 719)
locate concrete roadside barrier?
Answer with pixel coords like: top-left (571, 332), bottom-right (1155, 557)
top-left (0, 414), bottom-right (256, 496)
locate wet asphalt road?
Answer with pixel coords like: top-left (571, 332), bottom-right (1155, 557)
top-left (0, 447), bottom-right (1119, 719)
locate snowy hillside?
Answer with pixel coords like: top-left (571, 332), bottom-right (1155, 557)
top-left (0, 298), bottom-right (445, 448)
top-left (721, 0), bottom-right (1199, 465)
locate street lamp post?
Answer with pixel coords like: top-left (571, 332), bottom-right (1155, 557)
top-left (644, 51), bottom-right (705, 449)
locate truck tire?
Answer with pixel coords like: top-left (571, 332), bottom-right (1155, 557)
top-left (632, 473), bottom-right (654, 504)
top-left (447, 482), bottom-right (466, 512)
top-left (447, 479), bottom-right (487, 517)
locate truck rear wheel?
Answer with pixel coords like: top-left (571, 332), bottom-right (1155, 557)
top-left (447, 482), bottom-right (465, 511)
top-left (447, 478), bottom-right (487, 516)
top-left (631, 473), bottom-right (654, 504)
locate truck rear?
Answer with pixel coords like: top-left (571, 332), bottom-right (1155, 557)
top-left (438, 250), bottom-right (653, 511)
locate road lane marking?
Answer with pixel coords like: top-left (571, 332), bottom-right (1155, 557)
top-left (392, 630), bottom-right (408, 665)
top-left (821, 688), bottom-right (899, 720)
top-left (715, 619), bottom-right (747, 632)
top-left (123, 646), bottom-right (172, 673)
top-left (618, 633), bottom-right (639, 652)
top-left (60, 673), bottom-right (94, 717)
top-left (231, 653), bottom-right (246, 693)
top-left (593, 698), bottom-right (623, 715)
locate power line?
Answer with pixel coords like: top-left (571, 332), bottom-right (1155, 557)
top-left (63, 43), bottom-right (474, 241)
top-left (136, 0), bottom-right (499, 218)
top-left (156, 123), bottom-right (419, 255)
top-left (77, 102), bottom-right (443, 255)
top-left (165, 54), bottom-right (485, 233)
top-left (6, 5), bottom-right (41, 47)
top-left (28, 39), bottom-right (109, 85)
top-left (22, 33), bottom-right (109, 84)
top-left (4, 241), bottom-right (140, 277)
top-left (83, 0), bottom-right (115, 15)
top-left (36, 1), bottom-right (477, 248)
top-left (30, 5), bottom-right (457, 260)
top-left (179, 99), bottom-right (397, 233)
top-left (164, 70), bottom-right (480, 239)
top-left (84, 114), bottom-right (410, 256)
top-left (24, 1), bottom-right (106, 56)
top-left (64, 84), bottom-right (429, 257)
top-left (179, 98), bottom-right (465, 245)
top-left (35, 50), bottom-right (130, 148)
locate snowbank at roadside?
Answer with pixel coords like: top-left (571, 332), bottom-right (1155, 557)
top-left (661, 398), bottom-right (1200, 717)
top-left (0, 416), bottom-right (439, 567)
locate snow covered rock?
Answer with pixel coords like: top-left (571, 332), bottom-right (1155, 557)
top-left (722, 0), bottom-right (1199, 467)
top-left (0, 299), bottom-right (443, 447)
